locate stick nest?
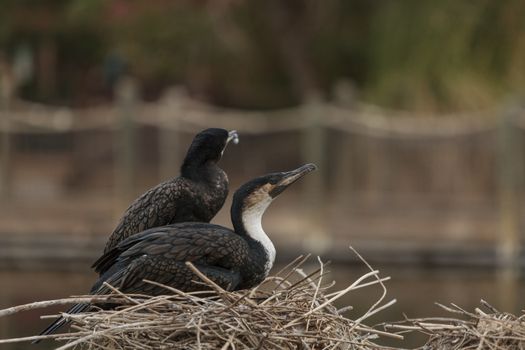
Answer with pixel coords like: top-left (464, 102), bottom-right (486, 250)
top-left (1, 250), bottom-right (400, 349)
top-left (385, 300), bottom-right (525, 349)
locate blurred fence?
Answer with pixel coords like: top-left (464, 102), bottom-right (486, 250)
top-left (0, 79), bottom-right (524, 269)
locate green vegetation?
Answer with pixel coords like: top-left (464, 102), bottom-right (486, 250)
top-left (0, 0), bottom-right (524, 111)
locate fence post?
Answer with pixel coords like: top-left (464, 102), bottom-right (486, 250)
top-left (497, 106), bottom-right (522, 266)
top-left (0, 66), bottom-right (13, 201)
top-left (301, 96), bottom-right (330, 254)
top-left (496, 104), bottom-right (522, 312)
top-left (114, 77), bottom-right (138, 207)
top-left (332, 81), bottom-right (356, 205)
top-left (158, 87), bottom-right (183, 181)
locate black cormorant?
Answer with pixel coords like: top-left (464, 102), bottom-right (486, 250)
top-left (99, 128), bottom-right (239, 259)
top-left (36, 163), bottom-right (316, 341)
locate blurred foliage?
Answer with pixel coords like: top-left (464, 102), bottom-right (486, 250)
top-left (0, 0), bottom-right (524, 111)
top-left (365, 0), bottom-right (525, 112)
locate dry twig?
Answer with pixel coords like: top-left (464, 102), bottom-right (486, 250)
top-left (0, 248), bottom-right (401, 349)
top-left (384, 301), bottom-right (525, 349)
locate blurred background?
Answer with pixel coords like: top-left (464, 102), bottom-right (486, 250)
top-left (1, 0), bottom-right (525, 348)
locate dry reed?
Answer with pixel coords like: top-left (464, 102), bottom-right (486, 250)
top-left (385, 300), bottom-right (525, 349)
top-left (0, 248), bottom-right (401, 349)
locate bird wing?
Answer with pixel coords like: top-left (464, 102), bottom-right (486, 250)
top-left (36, 225), bottom-right (245, 342)
top-left (92, 223), bottom-right (248, 293)
top-left (93, 225), bottom-right (173, 274)
top-left (103, 179), bottom-right (195, 253)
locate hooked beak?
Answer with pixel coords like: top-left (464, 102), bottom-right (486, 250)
top-left (227, 130), bottom-right (239, 145)
top-left (269, 163), bottom-right (317, 198)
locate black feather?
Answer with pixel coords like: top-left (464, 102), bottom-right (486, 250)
top-left (96, 128), bottom-right (234, 271)
top-left (32, 303), bottom-right (90, 344)
top-left (37, 164), bottom-right (314, 342)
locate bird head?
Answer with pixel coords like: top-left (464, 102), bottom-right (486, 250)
top-left (181, 128), bottom-right (239, 175)
top-left (232, 163), bottom-right (317, 222)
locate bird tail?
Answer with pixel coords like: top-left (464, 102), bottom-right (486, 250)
top-left (32, 303), bottom-right (90, 344)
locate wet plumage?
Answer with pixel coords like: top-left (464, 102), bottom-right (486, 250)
top-left (99, 128), bottom-right (238, 259)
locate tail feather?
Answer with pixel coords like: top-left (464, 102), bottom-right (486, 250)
top-left (33, 263), bottom-right (126, 344)
top-left (32, 303), bottom-right (90, 344)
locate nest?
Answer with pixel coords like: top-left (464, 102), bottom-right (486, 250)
top-left (385, 300), bottom-right (525, 349)
top-left (0, 248), bottom-right (400, 349)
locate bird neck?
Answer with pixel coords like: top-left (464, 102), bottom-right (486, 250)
top-left (180, 157), bottom-right (221, 182)
top-left (231, 197), bottom-right (276, 274)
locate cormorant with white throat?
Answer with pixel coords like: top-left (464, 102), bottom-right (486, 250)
top-left (36, 163), bottom-right (316, 341)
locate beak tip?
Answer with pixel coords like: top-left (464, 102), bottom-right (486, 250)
top-left (303, 163), bottom-right (318, 173)
top-left (228, 130), bottom-right (239, 145)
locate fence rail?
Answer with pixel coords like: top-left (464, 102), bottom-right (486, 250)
top-left (0, 84), bottom-right (524, 271)
top-left (0, 90), bottom-right (505, 136)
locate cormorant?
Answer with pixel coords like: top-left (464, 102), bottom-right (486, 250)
top-left (99, 128), bottom-right (239, 259)
top-left (36, 163), bottom-right (316, 341)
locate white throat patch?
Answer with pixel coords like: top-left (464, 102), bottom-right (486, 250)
top-left (241, 193), bottom-right (276, 274)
